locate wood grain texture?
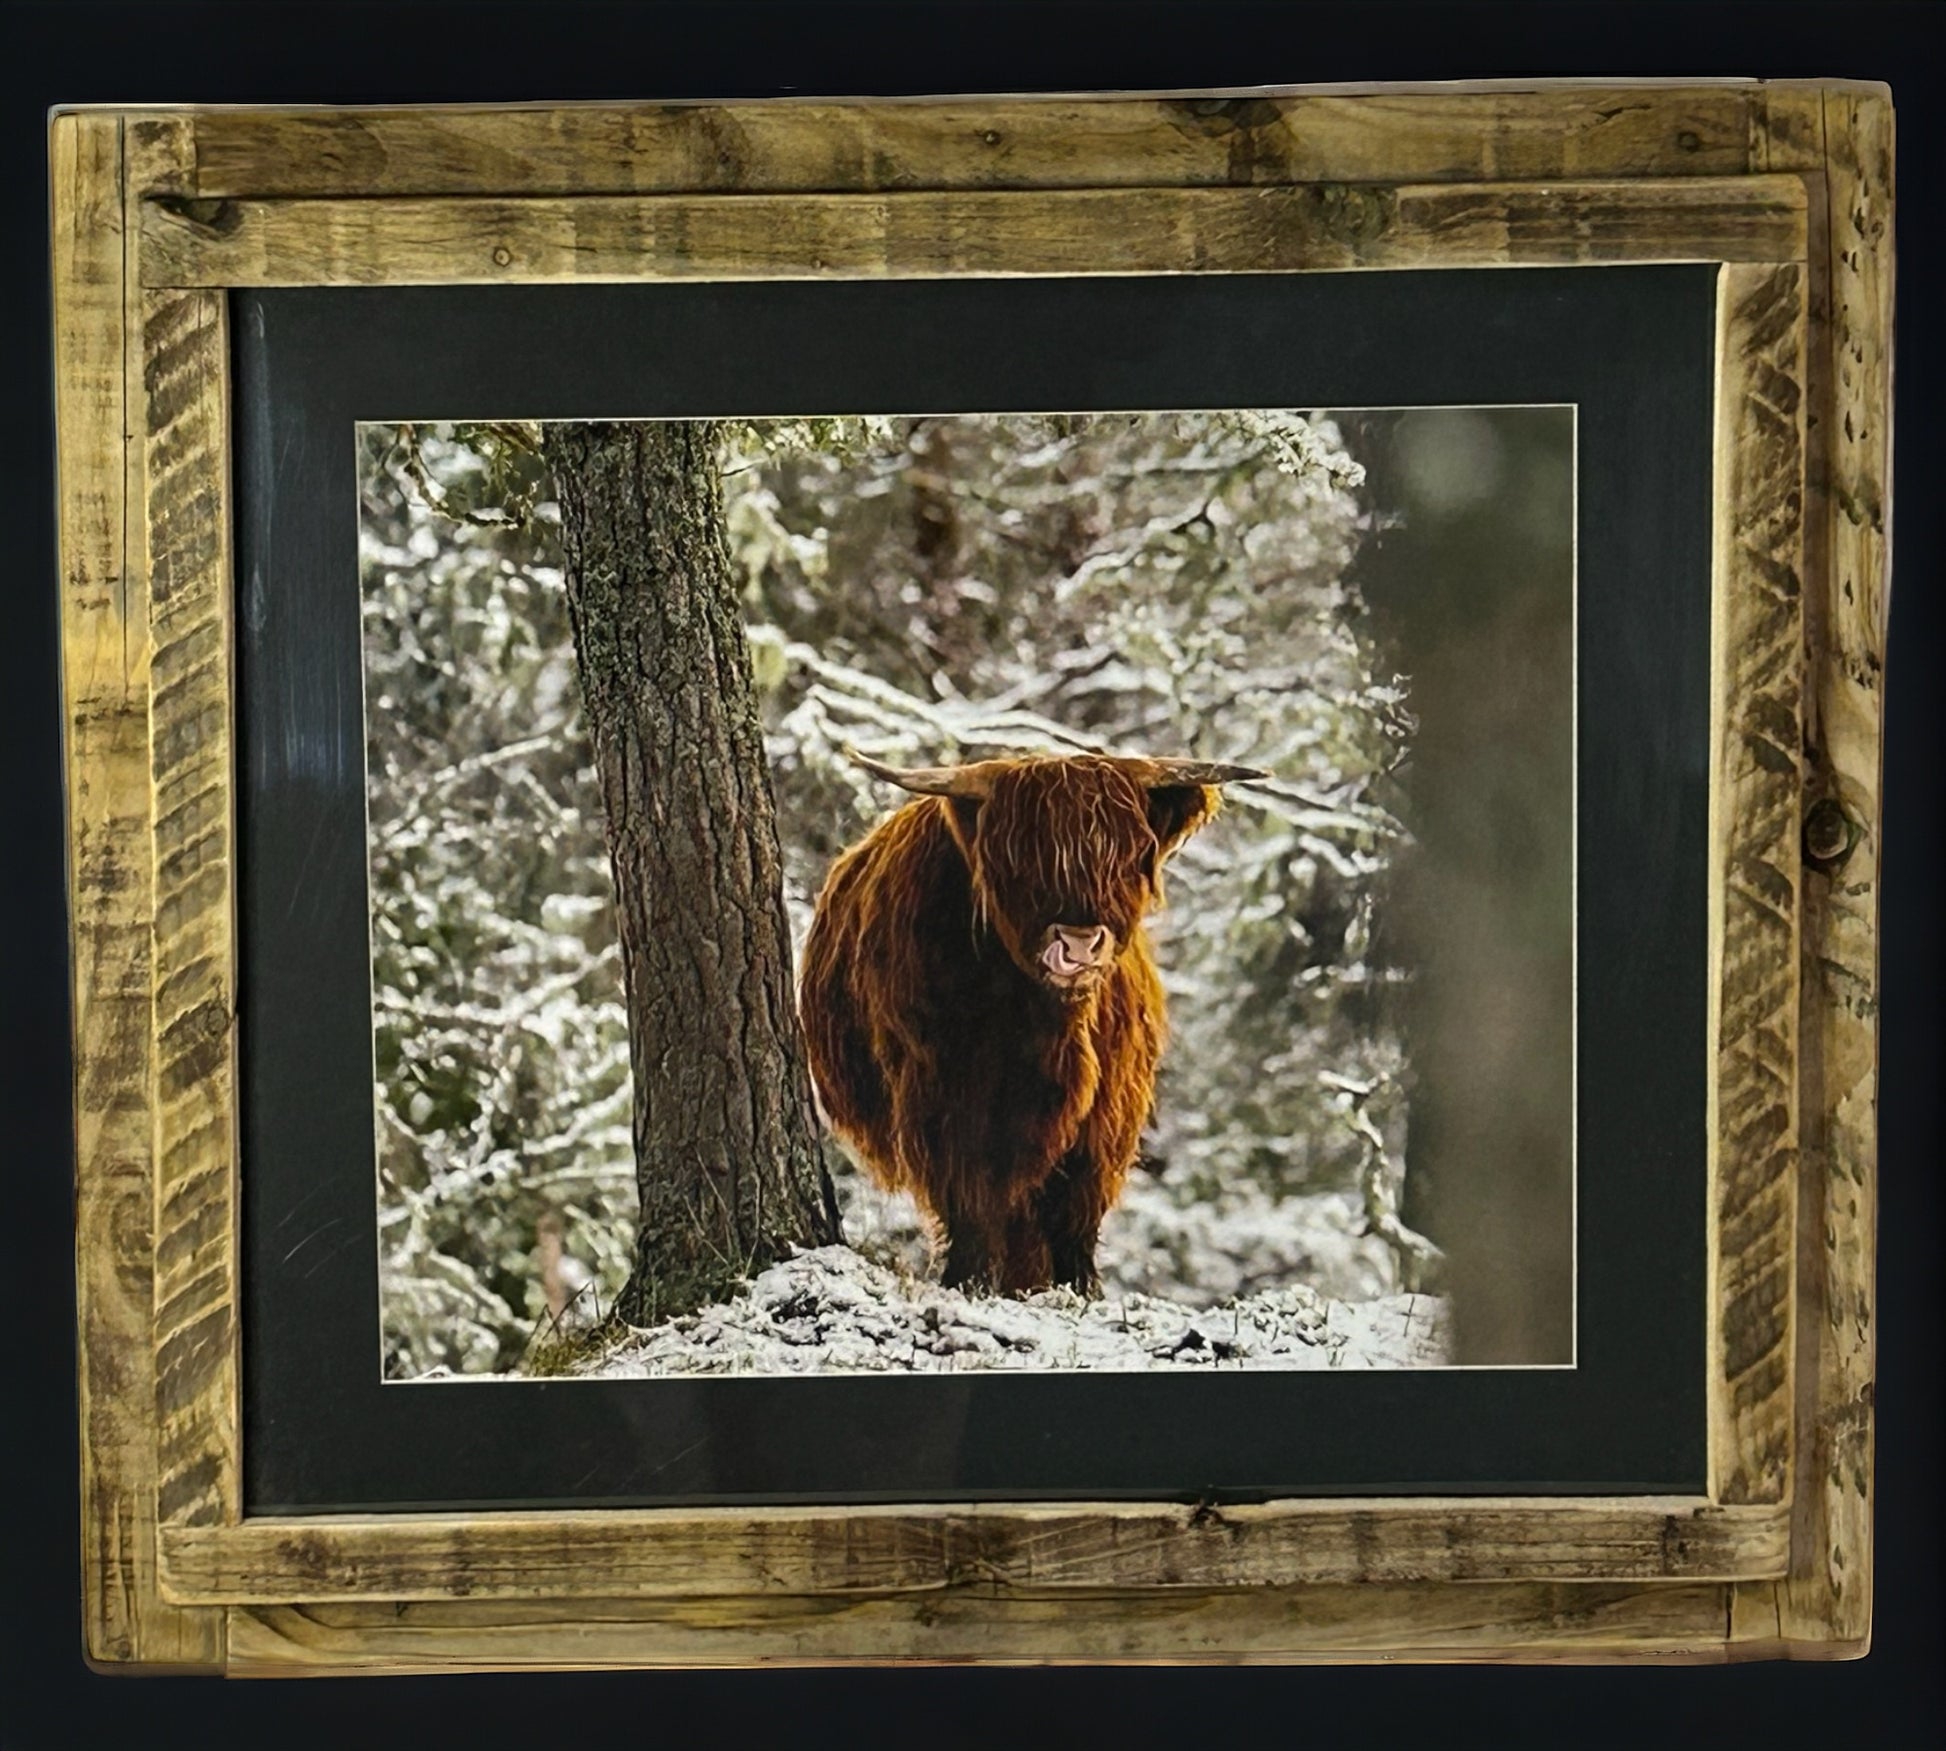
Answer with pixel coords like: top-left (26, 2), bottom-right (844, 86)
top-left (157, 1498), bottom-right (1788, 1605)
top-left (1725, 79), bottom-right (1889, 1663)
top-left (135, 177), bottom-right (1808, 289)
top-left (123, 111), bottom-right (196, 199)
top-left (1750, 84), bottom-right (1827, 177)
top-left (52, 81), bottom-right (1890, 1671)
top-left (223, 1582), bottom-right (1758, 1673)
top-left (135, 89), bottom-right (1766, 201)
top-left (144, 288), bottom-right (241, 1534)
top-left (1774, 83), bottom-right (1888, 1660)
top-left (1707, 262), bottom-right (1808, 1507)
top-left (54, 112), bottom-right (226, 1671)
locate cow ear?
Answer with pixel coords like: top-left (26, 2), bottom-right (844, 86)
top-left (1146, 783), bottom-right (1219, 858)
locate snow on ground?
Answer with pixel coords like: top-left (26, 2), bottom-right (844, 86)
top-left (836, 1157), bottom-right (1399, 1307)
top-left (582, 1243), bottom-right (1450, 1378)
top-left (557, 1160), bottom-right (1449, 1381)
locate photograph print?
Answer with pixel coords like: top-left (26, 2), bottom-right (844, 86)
top-left (359, 403), bottom-right (1574, 1383)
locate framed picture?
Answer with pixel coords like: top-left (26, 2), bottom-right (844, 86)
top-left (52, 80), bottom-right (1892, 1671)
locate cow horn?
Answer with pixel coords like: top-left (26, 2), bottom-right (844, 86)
top-left (1139, 758), bottom-right (1272, 786)
top-left (846, 748), bottom-right (997, 799)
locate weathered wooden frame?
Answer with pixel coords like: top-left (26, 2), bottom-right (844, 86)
top-left (51, 82), bottom-right (1890, 1672)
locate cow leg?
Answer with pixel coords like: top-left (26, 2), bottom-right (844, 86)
top-left (1037, 1151), bottom-right (1107, 1296)
top-left (942, 1192), bottom-right (1054, 1296)
top-left (996, 1209), bottom-right (1054, 1296)
top-left (940, 1229), bottom-right (989, 1291)
top-left (938, 1200), bottom-right (1002, 1292)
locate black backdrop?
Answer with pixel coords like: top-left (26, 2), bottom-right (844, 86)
top-left (8, 1), bottom-right (1940, 1744)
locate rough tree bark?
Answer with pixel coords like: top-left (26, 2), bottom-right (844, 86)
top-left (541, 420), bottom-right (841, 1325)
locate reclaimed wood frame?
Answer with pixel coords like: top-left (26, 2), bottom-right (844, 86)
top-left (51, 81), bottom-right (1891, 1672)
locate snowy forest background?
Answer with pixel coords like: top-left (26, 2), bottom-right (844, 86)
top-left (359, 407), bottom-right (1569, 1380)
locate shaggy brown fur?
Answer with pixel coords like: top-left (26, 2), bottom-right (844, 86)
top-left (800, 753), bottom-right (1247, 1295)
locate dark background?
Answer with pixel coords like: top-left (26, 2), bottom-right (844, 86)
top-left (4, 1), bottom-right (1938, 1744)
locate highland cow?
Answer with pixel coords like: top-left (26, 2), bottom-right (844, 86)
top-left (799, 750), bottom-right (1266, 1296)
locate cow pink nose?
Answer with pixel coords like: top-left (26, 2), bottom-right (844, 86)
top-left (1069, 925), bottom-right (1111, 961)
top-left (1045, 924), bottom-right (1113, 975)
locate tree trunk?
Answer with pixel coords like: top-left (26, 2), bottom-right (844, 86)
top-left (541, 420), bottom-right (840, 1325)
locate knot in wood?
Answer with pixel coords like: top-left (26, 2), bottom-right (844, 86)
top-left (155, 195), bottom-right (242, 237)
top-left (1803, 796), bottom-right (1858, 869)
top-left (1172, 96), bottom-right (1284, 135)
top-left (1306, 182), bottom-right (1395, 246)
